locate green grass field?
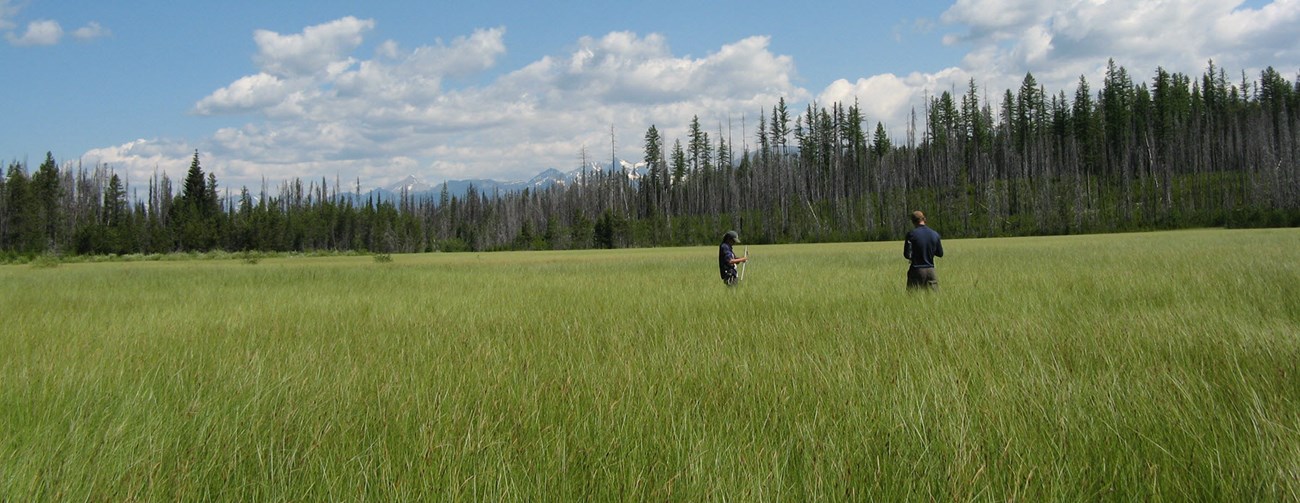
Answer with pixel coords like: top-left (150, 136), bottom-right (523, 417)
top-left (3, 228), bottom-right (1298, 500)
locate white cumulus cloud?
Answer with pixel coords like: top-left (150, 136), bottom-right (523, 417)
top-left (819, 67), bottom-right (971, 130)
top-left (938, 0), bottom-right (1300, 85)
top-left (82, 139), bottom-right (201, 191)
top-left (7, 19), bottom-right (61, 46)
top-left (86, 2), bottom-right (1300, 193)
top-left (175, 20), bottom-right (805, 190)
top-left (332, 27), bottom-right (507, 106)
top-left (1213, 0), bottom-right (1300, 64)
top-left (2, 4), bottom-right (109, 47)
top-left (253, 16), bottom-right (374, 78)
top-left (194, 73), bottom-right (297, 115)
top-left (828, 0), bottom-right (1300, 142)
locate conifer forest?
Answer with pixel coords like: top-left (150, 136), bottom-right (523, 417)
top-left (2, 61), bottom-right (1297, 257)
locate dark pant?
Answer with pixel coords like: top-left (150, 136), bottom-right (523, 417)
top-left (907, 267), bottom-right (938, 291)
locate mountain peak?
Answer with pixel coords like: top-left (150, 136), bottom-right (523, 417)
top-left (367, 159), bottom-right (651, 205)
top-left (387, 175), bottom-right (433, 194)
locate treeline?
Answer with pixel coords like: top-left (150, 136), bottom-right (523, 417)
top-left (2, 60), bottom-right (1297, 258)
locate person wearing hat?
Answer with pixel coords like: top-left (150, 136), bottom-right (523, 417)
top-left (903, 210), bottom-right (943, 291)
top-left (719, 230), bottom-right (748, 286)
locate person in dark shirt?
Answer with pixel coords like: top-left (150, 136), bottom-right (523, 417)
top-left (903, 210), bottom-right (943, 291)
top-left (719, 230), bottom-right (748, 287)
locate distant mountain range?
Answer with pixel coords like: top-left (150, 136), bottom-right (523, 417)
top-left (363, 158), bottom-right (649, 204)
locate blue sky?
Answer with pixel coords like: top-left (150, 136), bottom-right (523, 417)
top-left (2, 0), bottom-right (1296, 192)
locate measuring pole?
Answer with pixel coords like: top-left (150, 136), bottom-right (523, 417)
top-left (740, 246), bottom-right (748, 281)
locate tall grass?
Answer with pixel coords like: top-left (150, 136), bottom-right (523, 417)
top-left (2, 229), bottom-right (1297, 500)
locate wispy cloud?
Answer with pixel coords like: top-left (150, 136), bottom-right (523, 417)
top-left (72, 21), bottom-right (110, 41)
top-left (0, 0), bottom-right (17, 31)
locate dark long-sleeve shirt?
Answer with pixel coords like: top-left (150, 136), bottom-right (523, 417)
top-left (719, 242), bottom-right (738, 280)
top-left (904, 225), bottom-right (943, 268)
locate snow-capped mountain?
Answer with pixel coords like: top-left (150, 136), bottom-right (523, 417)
top-left (386, 175), bottom-right (435, 194)
top-left (366, 158), bottom-right (650, 205)
top-left (561, 158), bottom-right (649, 185)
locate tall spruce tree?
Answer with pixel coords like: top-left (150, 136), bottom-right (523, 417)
top-left (31, 152), bottom-right (62, 252)
top-left (642, 125), bottom-right (665, 216)
top-left (174, 150), bottom-right (217, 250)
top-left (872, 122), bottom-right (891, 159)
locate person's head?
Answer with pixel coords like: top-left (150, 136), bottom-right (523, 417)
top-left (910, 210), bottom-right (926, 227)
top-left (723, 230), bottom-right (740, 244)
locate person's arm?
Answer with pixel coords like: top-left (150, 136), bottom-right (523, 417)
top-left (729, 256), bottom-right (747, 265)
top-left (903, 235), bottom-right (913, 260)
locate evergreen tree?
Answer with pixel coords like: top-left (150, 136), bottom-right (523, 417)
top-left (1073, 75), bottom-right (1101, 174)
top-left (845, 100), bottom-right (867, 164)
top-left (643, 125), bottom-right (663, 172)
top-left (688, 115), bottom-right (708, 173)
top-left (716, 123), bottom-right (731, 171)
top-left (4, 161), bottom-right (40, 253)
top-left (31, 152), bottom-right (63, 252)
top-left (771, 97), bottom-right (791, 155)
top-left (174, 150), bottom-right (217, 250)
top-left (98, 173), bottom-right (131, 254)
top-left (642, 125), bottom-right (665, 216)
top-left (872, 122), bottom-right (892, 159)
top-left (670, 139), bottom-right (686, 186)
top-left (1102, 59), bottom-right (1135, 174)
top-left (179, 150), bottom-right (206, 210)
top-left (103, 173), bottom-right (127, 228)
top-left (1016, 73), bottom-right (1042, 152)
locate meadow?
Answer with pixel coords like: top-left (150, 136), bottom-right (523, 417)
top-left (2, 228), bottom-right (1298, 500)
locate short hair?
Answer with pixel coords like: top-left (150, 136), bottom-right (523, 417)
top-left (910, 210), bottom-right (926, 225)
